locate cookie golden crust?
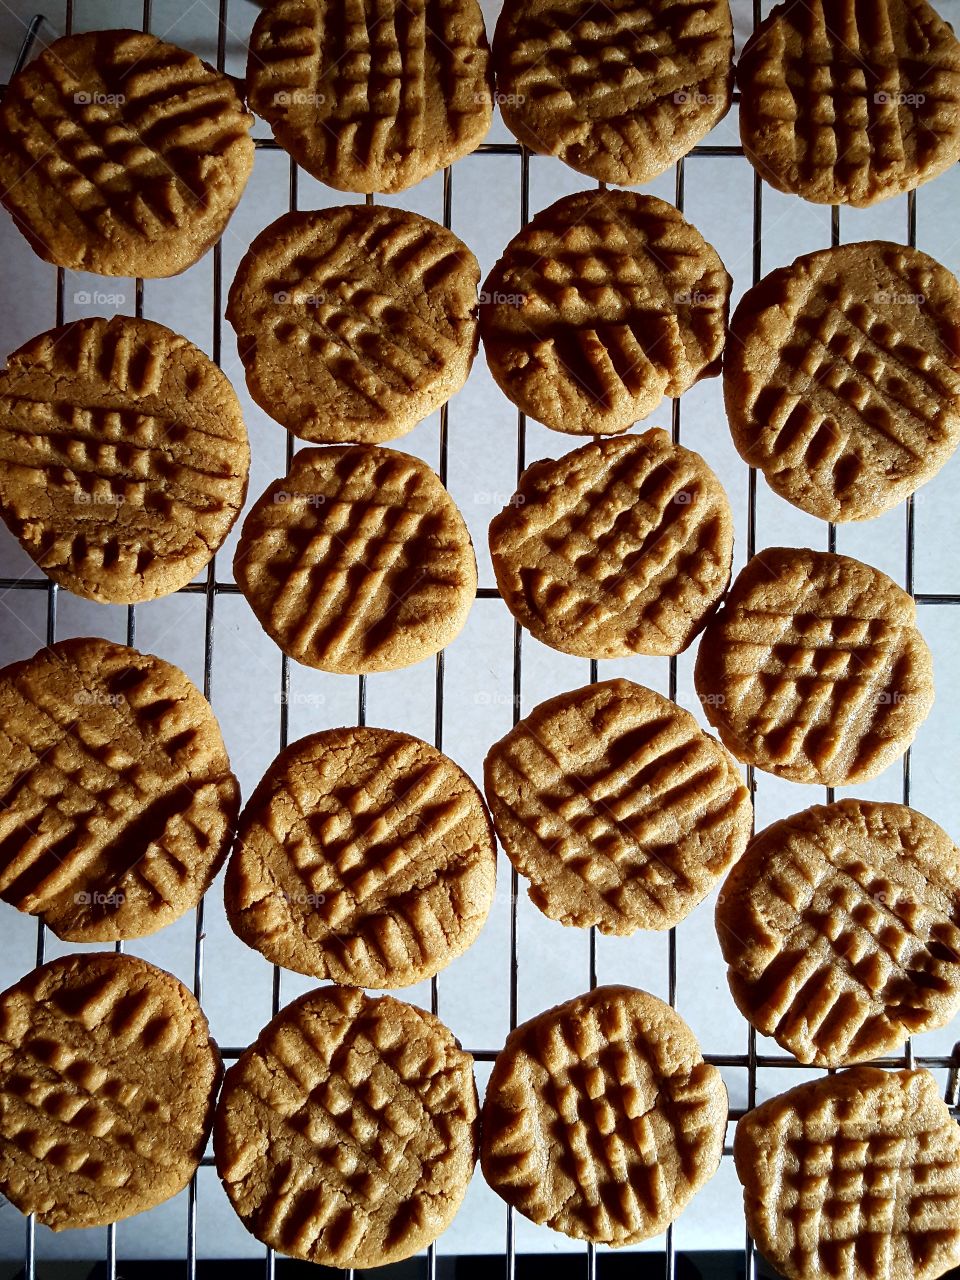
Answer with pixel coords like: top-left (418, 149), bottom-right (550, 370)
top-left (214, 986), bottom-right (478, 1268)
top-left (478, 190), bottom-right (730, 435)
top-left (483, 678), bottom-right (752, 934)
top-left (0, 316), bottom-right (250, 604)
top-left (246, 0), bottom-right (492, 194)
top-left (0, 30), bottom-right (254, 276)
top-left (724, 242), bottom-right (960, 522)
top-left (493, 0), bottom-right (733, 185)
top-left (717, 800), bottom-right (960, 1067)
top-left (481, 985), bottom-right (727, 1245)
top-left (0, 637), bottom-right (240, 942)
top-left (734, 1067), bottom-right (960, 1280)
top-left (225, 206), bottom-right (480, 445)
top-left (694, 547), bottom-right (934, 786)
top-left (224, 727), bottom-right (497, 988)
top-left (737, 0), bottom-right (960, 208)
top-left (233, 444), bottom-right (477, 674)
top-left (489, 429), bottom-right (734, 658)
top-left (0, 953), bottom-right (221, 1230)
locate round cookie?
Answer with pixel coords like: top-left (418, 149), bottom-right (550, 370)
top-left (481, 985), bottom-right (727, 1245)
top-left (737, 0), bottom-right (960, 208)
top-left (479, 190), bottom-right (730, 435)
top-left (483, 677), bottom-right (753, 933)
top-left (246, 0), bottom-right (492, 194)
top-left (214, 986), bottom-right (478, 1267)
top-left (0, 636), bottom-right (240, 942)
top-left (493, 0), bottom-right (733, 185)
top-left (226, 206), bottom-right (480, 444)
top-left (0, 30), bottom-right (254, 276)
top-left (694, 547), bottom-right (934, 786)
top-left (717, 799), bottom-right (960, 1067)
top-left (0, 952), bottom-right (221, 1230)
top-left (225, 727), bottom-right (497, 988)
top-left (489, 428), bottom-right (734, 658)
top-left (233, 444), bottom-right (477, 674)
top-left (734, 1067), bottom-right (960, 1280)
top-left (724, 242), bottom-right (960, 522)
top-left (0, 316), bottom-right (250, 604)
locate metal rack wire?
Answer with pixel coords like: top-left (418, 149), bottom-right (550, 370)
top-left (4, 2), bottom-right (960, 1278)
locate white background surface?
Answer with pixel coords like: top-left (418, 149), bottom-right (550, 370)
top-left (0, 0), bottom-right (959, 1268)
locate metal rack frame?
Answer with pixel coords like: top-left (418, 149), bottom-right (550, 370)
top-left (4, 1), bottom-right (960, 1278)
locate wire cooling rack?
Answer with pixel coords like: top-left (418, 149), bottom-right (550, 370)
top-left (3, 0), bottom-right (960, 1277)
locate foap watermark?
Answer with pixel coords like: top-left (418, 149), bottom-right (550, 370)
top-left (74, 289), bottom-right (128, 307)
top-left (478, 89), bottom-right (525, 106)
top-left (674, 90), bottom-right (722, 106)
top-left (875, 289), bottom-right (926, 306)
top-left (274, 289), bottom-right (326, 306)
top-left (74, 490), bottom-right (124, 507)
top-left (875, 90), bottom-right (925, 106)
top-left (673, 490), bottom-right (695, 506)
top-left (675, 288), bottom-right (719, 306)
top-left (274, 689), bottom-right (326, 708)
top-left (273, 490), bottom-right (326, 507)
top-left (279, 889), bottom-right (327, 908)
top-left (74, 890), bottom-right (125, 906)
top-left (478, 289), bottom-right (526, 307)
top-left (474, 690), bottom-right (519, 708)
top-left (473, 489), bottom-right (525, 507)
top-left (74, 90), bottom-right (125, 106)
top-left (74, 689), bottom-right (124, 707)
top-left (273, 90), bottom-right (326, 106)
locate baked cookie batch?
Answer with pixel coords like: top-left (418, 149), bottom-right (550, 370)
top-left (0, 0), bottom-right (959, 1272)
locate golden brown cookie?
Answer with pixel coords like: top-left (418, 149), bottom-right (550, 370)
top-left (0, 30), bottom-right (254, 276)
top-left (717, 799), bottom-right (960, 1067)
top-left (225, 206), bottom-right (480, 444)
top-left (224, 727), bottom-right (497, 988)
top-left (0, 316), bottom-right (250, 604)
top-left (483, 678), bottom-right (752, 933)
top-left (734, 1067), bottom-right (960, 1280)
top-left (481, 985), bottom-right (727, 1245)
top-left (737, 0), bottom-right (960, 207)
top-left (214, 985), bottom-right (478, 1267)
top-left (479, 190), bottom-right (730, 435)
top-left (0, 636), bottom-right (240, 942)
top-left (0, 952), bottom-right (221, 1230)
top-left (246, 0), bottom-right (492, 194)
top-left (233, 444), bottom-right (477, 674)
top-left (694, 547), bottom-right (934, 786)
top-left (724, 242), bottom-right (960, 522)
top-left (489, 429), bottom-right (734, 658)
top-left (492, 0), bottom-right (733, 185)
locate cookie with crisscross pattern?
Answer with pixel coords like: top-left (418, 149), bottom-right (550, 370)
top-left (717, 799), bottom-right (960, 1067)
top-left (479, 190), bottom-right (730, 435)
top-left (0, 952), bottom-right (221, 1229)
top-left (214, 986), bottom-right (478, 1267)
top-left (493, 0), bottom-right (733, 185)
top-left (0, 316), bottom-right (250, 603)
top-left (247, 0), bottom-right (492, 193)
top-left (481, 985), bottom-right (727, 1244)
top-left (694, 547), bottom-right (934, 785)
top-left (483, 677), bottom-right (752, 933)
top-left (489, 428), bottom-right (734, 657)
top-left (724, 242), bottom-right (960, 521)
top-left (735, 1067), bottom-right (960, 1280)
top-left (737, 0), bottom-right (960, 207)
top-left (0, 636), bottom-right (240, 941)
top-left (224, 727), bottom-right (497, 987)
top-left (0, 30), bottom-right (254, 275)
top-left (226, 206), bottom-right (480, 444)
top-left (234, 444), bottom-right (476, 673)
